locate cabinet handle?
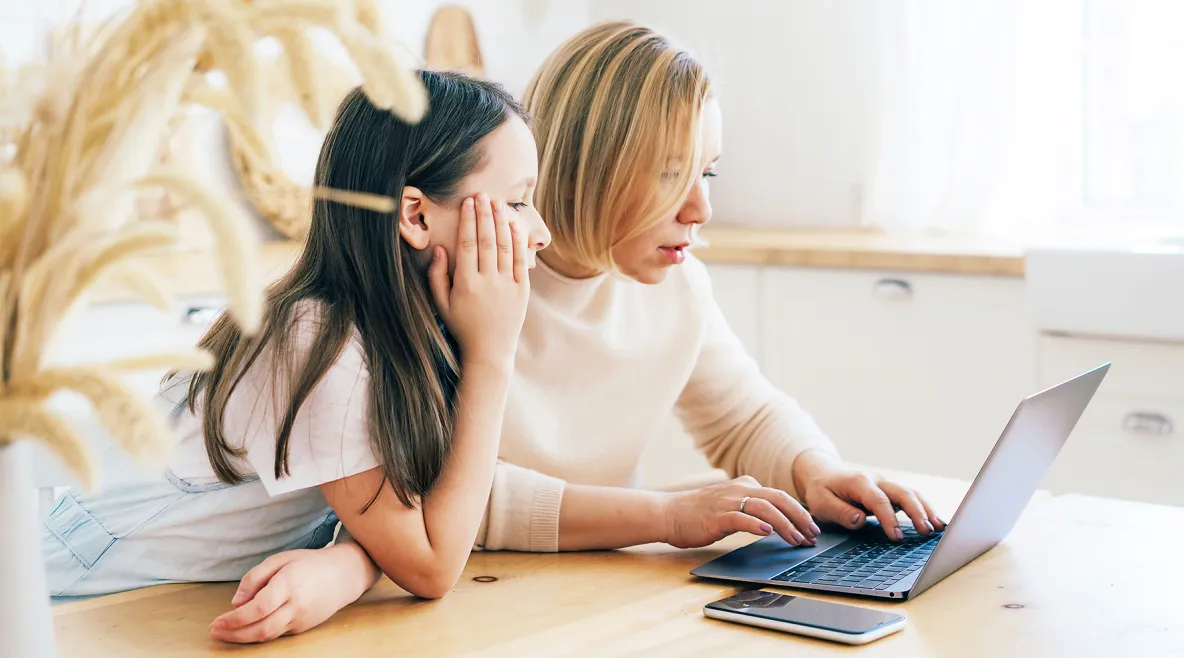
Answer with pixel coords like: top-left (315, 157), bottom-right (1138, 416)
top-left (181, 305), bottom-right (220, 326)
top-left (873, 278), bottom-right (912, 300)
top-left (1122, 412), bottom-right (1173, 436)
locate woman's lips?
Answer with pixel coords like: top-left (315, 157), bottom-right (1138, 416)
top-left (658, 244), bottom-right (688, 265)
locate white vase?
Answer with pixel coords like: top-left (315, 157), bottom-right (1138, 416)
top-left (0, 442), bottom-right (56, 657)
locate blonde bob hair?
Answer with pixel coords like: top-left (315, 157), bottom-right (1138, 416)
top-left (523, 21), bottom-right (712, 272)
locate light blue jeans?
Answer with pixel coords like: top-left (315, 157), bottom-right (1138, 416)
top-left (42, 463), bottom-right (339, 599)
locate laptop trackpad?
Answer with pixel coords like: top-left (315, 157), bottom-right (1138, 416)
top-left (692, 532), bottom-right (852, 581)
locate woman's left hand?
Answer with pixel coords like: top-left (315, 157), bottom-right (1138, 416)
top-left (791, 449), bottom-right (947, 541)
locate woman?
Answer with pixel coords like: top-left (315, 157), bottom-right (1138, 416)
top-left (43, 72), bottom-right (550, 600)
top-left (209, 21), bottom-right (946, 642)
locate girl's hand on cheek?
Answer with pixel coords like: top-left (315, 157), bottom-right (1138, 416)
top-left (428, 193), bottom-right (530, 371)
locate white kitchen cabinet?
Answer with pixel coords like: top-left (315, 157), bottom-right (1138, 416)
top-left (759, 267), bottom-right (1037, 481)
top-left (1038, 335), bottom-right (1184, 506)
top-left (639, 264), bottom-right (759, 488)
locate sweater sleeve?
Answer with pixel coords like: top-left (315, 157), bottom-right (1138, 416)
top-left (674, 259), bottom-right (839, 502)
top-left (473, 460), bottom-right (566, 552)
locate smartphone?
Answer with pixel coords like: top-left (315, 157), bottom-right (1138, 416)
top-left (703, 590), bottom-right (906, 645)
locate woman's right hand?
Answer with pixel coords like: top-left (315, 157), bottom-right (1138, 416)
top-left (428, 193), bottom-right (530, 369)
top-left (661, 475), bottom-right (822, 549)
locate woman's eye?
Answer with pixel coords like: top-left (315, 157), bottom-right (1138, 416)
top-left (508, 202), bottom-right (528, 211)
top-left (702, 171), bottom-right (717, 179)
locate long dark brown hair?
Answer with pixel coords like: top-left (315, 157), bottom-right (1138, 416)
top-left (183, 71), bottom-right (527, 509)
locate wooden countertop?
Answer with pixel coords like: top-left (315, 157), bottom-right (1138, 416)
top-left (52, 470), bottom-right (1184, 656)
top-left (694, 226), bottom-right (1026, 276)
top-left (88, 226), bottom-right (1025, 304)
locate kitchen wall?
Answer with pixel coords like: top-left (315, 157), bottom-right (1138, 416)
top-left (4, 1), bottom-right (893, 229)
top-left (1, 0), bottom-right (594, 238)
top-left (2, 1), bottom-right (590, 92)
top-left (377, 0), bottom-right (590, 98)
top-left (589, 0), bottom-right (887, 228)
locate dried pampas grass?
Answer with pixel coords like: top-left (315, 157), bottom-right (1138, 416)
top-left (0, 0), bottom-right (425, 490)
top-left (132, 170), bottom-right (263, 333)
top-left (0, 398), bottom-right (96, 488)
top-left (221, 0), bottom-right (426, 238)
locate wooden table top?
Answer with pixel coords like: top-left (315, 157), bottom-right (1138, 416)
top-left (52, 471), bottom-right (1183, 657)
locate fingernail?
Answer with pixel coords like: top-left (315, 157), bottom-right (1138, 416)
top-left (791, 529), bottom-right (805, 544)
top-left (758, 523), bottom-right (773, 535)
top-left (231, 592), bottom-right (244, 605)
top-left (893, 527), bottom-right (904, 541)
top-left (924, 520), bottom-right (934, 533)
top-left (464, 197), bottom-right (474, 209)
top-left (809, 522), bottom-right (821, 537)
top-left (850, 512), bottom-right (863, 526)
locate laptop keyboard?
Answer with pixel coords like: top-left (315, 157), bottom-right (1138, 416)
top-left (771, 527), bottom-right (941, 591)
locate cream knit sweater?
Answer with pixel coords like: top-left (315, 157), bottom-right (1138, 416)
top-left (475, 253), bottom-right (839, 552)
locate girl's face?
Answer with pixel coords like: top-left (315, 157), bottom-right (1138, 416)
top-left (398, 115), bottom-right (550, 271)
top-left (612, 97), bottom-right (723, 284)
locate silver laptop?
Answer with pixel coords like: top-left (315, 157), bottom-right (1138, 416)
top-left (690, 363), bottom-right (1110, 601)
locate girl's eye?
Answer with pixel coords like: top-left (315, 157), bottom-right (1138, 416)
top-left (508, 202), bottom-right (528, 211)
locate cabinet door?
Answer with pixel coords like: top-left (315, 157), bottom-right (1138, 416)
top-left (759, 268), bottom-right (1037, 480)
top-left (33, 296), bottom-right (228, 488)
top-left (639, 264), bottom-right (760, 488)
top-left (1038, 335), bottom-right (1184, 505)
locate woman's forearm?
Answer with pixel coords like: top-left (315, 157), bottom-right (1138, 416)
top-left (557, 484), bottom-right (670, 551)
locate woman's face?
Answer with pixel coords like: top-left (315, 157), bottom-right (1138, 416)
top-left (612, 96), bottom-right (723, 284)
top-left (399, 115), bottom-right (551, 271)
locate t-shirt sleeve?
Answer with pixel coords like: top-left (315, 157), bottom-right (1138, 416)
top-left (229, 321), bottom-right (381, 497)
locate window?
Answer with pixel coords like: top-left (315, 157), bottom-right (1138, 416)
top-left (1082, 0), bottom-right (1184, 218)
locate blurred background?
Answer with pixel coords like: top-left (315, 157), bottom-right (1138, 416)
top-left (5, 1), bottom-right (1182, 509)
top-left (8, 1), bottom-right (1182, 239)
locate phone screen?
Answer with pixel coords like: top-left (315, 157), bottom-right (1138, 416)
top-left (706, 590), bottom-right (903, 634)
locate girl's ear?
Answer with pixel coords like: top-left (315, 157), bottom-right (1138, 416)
top-left (397, 186), bottom-right (430, 250)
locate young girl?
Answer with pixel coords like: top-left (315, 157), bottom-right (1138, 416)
top-left (42, 71), bottom-right (551, 605)
top-left (214, 20), bottom-right (948, 644)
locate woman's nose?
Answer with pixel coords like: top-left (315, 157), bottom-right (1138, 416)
top-left (677, 179), bottom-right (712, 226)
top-left (530, 215), bottom-right (552, 250)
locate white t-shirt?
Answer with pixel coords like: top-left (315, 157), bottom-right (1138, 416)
top-left (164, 302), bottom-right (380, 496)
